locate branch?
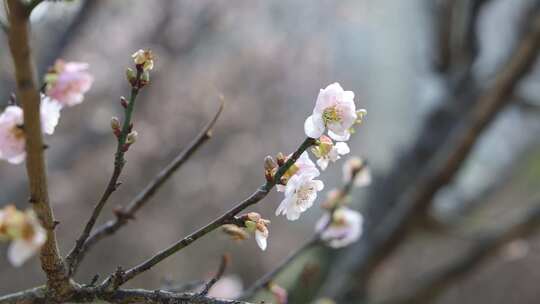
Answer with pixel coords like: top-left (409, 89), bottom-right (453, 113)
top-left (0, 286), bottom-right (46, 304)
top-left (382, 204), bottom-right (540, 304)
top-left (240, 236), bottom-right (319, 300)
top-left (198, 254), bottom-right (229, 297)
top-left (66, 69), bottom-right (146, 275)
top-left (5, 0), bottom-right (70, 296)
top-left (68, 99), bottom-right (224, 275)
top-left (332, 7), bottom-right (540, 301)
top-left (101, 137), bottom-right (316, 288)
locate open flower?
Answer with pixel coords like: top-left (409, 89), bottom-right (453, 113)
top-left (304, 83), bottom-right (360, 141)
top-left (276, 152), bottom-right (319, 192)
top-left (132, 49), bottom-right (154, 71)
top-left (0, 97), bottom-right (62, 164)
top-left (45, 60), bottom-right (93, 107)
top-left (316, 207), bottom-right (363, 248)
top-left (0, 206), bottom-right (47, 267)
top-left (342, 157), bottom-right (371, 187)
top-left (312, 135), bottom-right (350, 170)
top-left (0, 106), bottom-right (25, 164)
top-left (276, 172), bottom-right (324, 221)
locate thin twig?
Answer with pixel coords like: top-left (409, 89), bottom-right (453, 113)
top-left (198, 254), bottom-right (230, 297)
top-left (102, 137), bottom-right (316, 288)
top-left (0, 286), bottom-right (46, 304)
top-left (240, 236), bottom-right (319, 300)
top-left (66, 69), bottom-right (145, 275)
top-left (381, 203), bottom-right (540, 304)
top-left (5, 0), bottom-right (71, 297)
top-left (68, 99), bottom-right (224, 275)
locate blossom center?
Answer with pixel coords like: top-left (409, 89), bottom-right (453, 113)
top-left (295, 184), bottom-right (315, 202)
top-left (322, 106), bottom-right (342, 126)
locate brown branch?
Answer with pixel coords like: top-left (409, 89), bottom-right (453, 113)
top-left (68, 100), bottom-right (224, 275)
top-left (198, 254), bottom-right (229, 297)
top-left (382, 204), bottom-right (540, 304)
top-left (101, 137), bottom-right (316, 288)
top-left (5, 0), bottom-right (71, 297)
top-left (333, 7), bottom-right (540, 302)
top-left (65, 68), bottom-right (146, 275)
top-left (0, 286), bottom-right (46, 304)
top-left (240, 236), bottom-right (319, 301)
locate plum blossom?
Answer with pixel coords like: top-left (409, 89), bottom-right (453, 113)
top-left (45, 60), bottom-right (93, 107)
top-left (305, 83), bottom-right (363, 141)
top-left (0, 97), bottom-right (62, 164)
top-left (276, 172), bottom-right (324, 221)
top-left (0, 106), bottom-right (25, 164)
top-left (207, 275), bottom-right (243, 299)
top-left (276, 152), bottom-right (319, 192)
top-left (342, 157), bottom-right (371, 187)
top-left (132, 49), bottom-right (154, 71)
top-left (0, 206), bottom-right (47, 267)
top-left (312, 135), bottom-right (350, 170)
top-left (245, 212), bottom-right (270, 251)
top-left (316, 207), bottom-right (363, 248)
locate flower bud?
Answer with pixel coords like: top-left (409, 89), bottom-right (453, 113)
top-left (356, 109), bottom-right (367, 124)
top-left (139, 71), bottom-right (150, 87)
top-left (126, 131), bottom-right (138, 145)
top-left (110, 117), bottom-right (121, 130)
top-left (120, 96), bottom-right (129, 108)
top-left (276, 152), bottom-right (286, 166)
top-left (126, 68), bottom-right (137, 86)
top-left (222, 224), bottom-right (249, 241)
top-left (264, 156), bottom-right (277, 171)
top-left (244, 220), bottom-right (257, 232)
top-left (246, 212), bottom-right (261, 222)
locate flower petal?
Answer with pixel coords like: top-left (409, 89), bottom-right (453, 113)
top-left (304, 115), bottom-right (325, 139)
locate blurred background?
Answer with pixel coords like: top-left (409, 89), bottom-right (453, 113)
top-left (0, 0), bottom-right (539, 303)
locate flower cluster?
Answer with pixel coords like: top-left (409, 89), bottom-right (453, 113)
top-left (222, 83), bottom-right (368, 253)
top-left (0, 60), bottom-right (93, 164)
top-left (0, 205), bottom-right (46, 266)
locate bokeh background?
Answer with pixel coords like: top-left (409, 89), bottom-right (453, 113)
top-left (1, 0), bottom-right (540, 303)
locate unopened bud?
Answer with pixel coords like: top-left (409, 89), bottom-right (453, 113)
top-left (264, 156), bottom-right (277, 171)
top-left (246, 212), bottom-right (261, 222)
top-left (222, 224), bottom-right (249, 241)
top-left (139, 71), bottom-right (150, 87)
top-left (276, 152), bottom-right (286, 166)
top-left (356, 109), bottom-right (367, 124)
top-left (120, 96), bottom-right (129, 108)
top-left (126, 131), bottom-right (138, 145)
top-left (126, 68), bottom-right (137, 86)
top-left (132, 49), bottom-right (154, 71)
top-left (111, 117), bottom-right (121, 130)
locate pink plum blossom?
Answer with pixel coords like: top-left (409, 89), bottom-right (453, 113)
top-left (0, 97), bottom-right (62, 164)
top-left (304, 83), bottom-right (359, 141)
top-left (45, 60), bottom-right (93, 107)
top-left (276, 172), bottom-right (324, 221)
top-left (276, 152), bottom-right (319, 192)
top-left (0, 106), bottom-right (25, 164)
top-left (316, 207), bottom-right (363, 248)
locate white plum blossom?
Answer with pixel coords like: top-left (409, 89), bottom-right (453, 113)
top-left (312, 135), bottom-right (350, 170)
top-left (304, 83), bottom-right (360, 141)
top-left (276, 172), bottom-right (324, 221)
top-left (0, 97), bottom-right (62, 164)
top-left (342, 157), bottom-right (371, 187)
top-left (8, 213), bottom-right (46, 267)
top-left (316, 207), bottom-right (363, 248)
top-left (244, 212), bottom-right (270, 251)
top-left (207, 275), bottom-right (243, 299)
top-left (0, 106), bottom-right (25, 164)
top-left (45, 60), bottom-right (93, 107)
top-left (40, 95), bottom-right (62, 135)
top-left (276, 151), bottom-right (319, 192)
top-left (0, 206), bottom-right (47, 267)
